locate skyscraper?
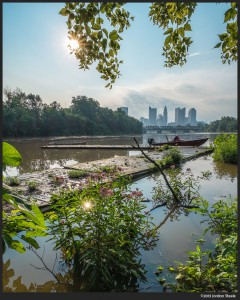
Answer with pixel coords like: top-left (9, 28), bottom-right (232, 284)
top-left (175, 107), bottom-right (186, 125)
top-left (163, 106), bottom-right (168, 126)
top-left (149, 106), bottom-right (157, 125)
top-left (188, 108), bottom-right (197, 125)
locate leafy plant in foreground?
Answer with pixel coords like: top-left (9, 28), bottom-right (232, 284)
top-left (47, 176), bottom-right (158, 291)
top-left (2, 142), bottom-right (47, 253)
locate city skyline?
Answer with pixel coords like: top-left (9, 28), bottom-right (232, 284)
top-left (3, 3), bottom-right (237, 123)
top-left (140, 105), bottom-right (200, 126)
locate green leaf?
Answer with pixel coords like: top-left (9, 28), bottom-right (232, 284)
top-left (164, 35), bottom-right (172, 46)
top-left (184, 23), bottom-right (192, 31)
top-left (2, 142), bottom-right (22, 167)
top-left (214, 42), bottom-right (222, 48)
top-left (26, 230), bottom-right (47, 237)
top-left (10, 240), bottom-right (26, 253)
top-left (102, 28), bottom-right (108, 37)
top-left (85, 24), bottom-right (91, 35)
top-left (178, 27), bottom-right (185, 38)
top-left (59, 8), bottom-right (69, 17)
top-left (21, 236), bottom-right (40, 249)
top-left (92, 23), bottom-right (101, 30)
top-left (102, 38), bottom-right (107, 51)
top-left (109, 30), bottom-right (119, 41)
top-left (31, 205), bottom-right (46, 227)
top-left (164, 27), bottom-right (173, 35)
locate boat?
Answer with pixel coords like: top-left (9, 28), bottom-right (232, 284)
top-left (148, 136), bottom-right (208, 147)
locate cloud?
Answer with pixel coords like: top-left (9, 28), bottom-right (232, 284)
top-left (188, 52), bottom-right (202, 57)
top-left (95, 64), bottom-right (237, 122)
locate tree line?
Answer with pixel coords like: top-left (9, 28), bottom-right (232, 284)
top-left (203, 116), bottom-right (237, 133)
top-left (3, 88), bottom-right (142, 137)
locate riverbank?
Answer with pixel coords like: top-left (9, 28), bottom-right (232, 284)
top-left (4, 146), bottom-right (213, 210)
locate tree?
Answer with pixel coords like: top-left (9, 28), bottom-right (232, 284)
top-left (59, 2), bottom-right (238, 88)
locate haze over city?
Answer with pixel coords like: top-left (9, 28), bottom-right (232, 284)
top-left (3, 2), bottom-right (237, 123)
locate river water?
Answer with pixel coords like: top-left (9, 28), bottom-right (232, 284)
top-left (2, 133), bottom-right (237, 292)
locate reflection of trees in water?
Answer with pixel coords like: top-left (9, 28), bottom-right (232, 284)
top-left (3, 246), bottom-right (142, 292)
top-left (3, 259), bottom-right (73, 292)
top-left (10, 139), bottom-right (131, 173)
top-left (212, 160), bottom-right (237, 182)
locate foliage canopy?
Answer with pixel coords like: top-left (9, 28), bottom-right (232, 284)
top-left (60, 2), bottom-right (238, 88)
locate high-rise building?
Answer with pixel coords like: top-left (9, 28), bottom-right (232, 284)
top-left (149, 106), bottom-right (157, 125)
top-left (157, 114), bottom-right (164, 126)
top-left (163, 106), bottom-right (168, 126)
top-left (119, 107), bottom-right (128, 115)
top-left (140, 117), bottom-right (148, 126)
top-left (188, 108), bottom-right (197, 126)
top-left (175, 107), bottom-right (186, 125)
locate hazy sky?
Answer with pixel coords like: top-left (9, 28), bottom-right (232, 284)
top-left (3, 2), bottom-right (237, 123)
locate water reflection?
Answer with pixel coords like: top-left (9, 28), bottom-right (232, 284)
top-left (3, 259), bottom-right (73, 292)
top-left (4, 136), bottom-right (142, 175)
top-left (212, 160), bottom-right (238, 182)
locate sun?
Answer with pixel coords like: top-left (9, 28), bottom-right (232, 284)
top-left (68, 39), bottom-right (79, 50)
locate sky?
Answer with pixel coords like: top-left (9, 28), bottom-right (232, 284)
top-left (3, 2), bottom-right (237, 123)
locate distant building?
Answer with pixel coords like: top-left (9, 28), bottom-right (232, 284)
top-left (188, 108), bottom-right (197, 126)
top-left (149, 106), bottom-right (157, 125)
top-left (140, 117), bottom-right (149, 126)
top-left (119, 107), bottom-right (128, 115)
top-left (157, 114), bottom-right (164, 126)
top-left (175, 107), bottom-right (186, 125)
top-left (163, 106), bottom-right (168, 126)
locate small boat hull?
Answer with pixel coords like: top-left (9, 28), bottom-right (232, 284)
top-left (151, 138), bottom-right (209, 147)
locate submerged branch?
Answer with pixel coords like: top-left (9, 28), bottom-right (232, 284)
top-left (132, 137), bottom-right (180, 204)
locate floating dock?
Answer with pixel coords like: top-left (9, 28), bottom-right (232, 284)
top-left (41, 144), bottom-right (154, 150)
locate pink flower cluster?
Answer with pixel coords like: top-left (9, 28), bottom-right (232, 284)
top-left (99, 187), bottom-right (114, 197)
top-left (130, 190), bottom-right (143, 198)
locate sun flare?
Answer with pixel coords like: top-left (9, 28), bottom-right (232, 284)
top-left (68, 39), bottom-right (79, 50)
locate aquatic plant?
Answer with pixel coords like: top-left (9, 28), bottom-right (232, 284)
top-left (4, 176), bottom-right (20, 186)
top-left (157, 197), bottom-right (237, 293)
top-left (27, 180), bottom-right (38, 192)
top-left (68, 169), bottom-right (89, 178)
top-left (213, 133), bottom-right (237, 164)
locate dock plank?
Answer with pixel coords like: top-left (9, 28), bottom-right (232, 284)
top-left (41, 144), bottom-right (153, 150)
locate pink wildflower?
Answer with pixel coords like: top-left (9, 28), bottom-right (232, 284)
top-left (130, 190), bottom-right (143, 197)
top-left (100, 187), bottom-right (114, 197)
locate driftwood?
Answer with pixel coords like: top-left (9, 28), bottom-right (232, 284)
top-left (132, 138), bottom-right (199, 210)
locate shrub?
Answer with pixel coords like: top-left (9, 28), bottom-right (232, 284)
top-left (160, 147), bottom-right (183, 166)
top-left (68, 169), bottom-right (89, 178)
top-left (47, 177), bottom-right (157, 291)
top-left (4, 176), bottom-right (20, 186)
top-left (27, 180), bottom-right (38, 192)
top-left (213, 133), bottom-right (237, 164)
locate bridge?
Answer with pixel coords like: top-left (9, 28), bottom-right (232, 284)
top-left (142, 125), bottom-right (202, 134)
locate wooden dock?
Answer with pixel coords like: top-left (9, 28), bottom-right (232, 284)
top-left (41, 144), bottom-right (154, 150)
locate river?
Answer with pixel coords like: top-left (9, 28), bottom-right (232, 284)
top-left (2, 133), bottom-right (237, 292)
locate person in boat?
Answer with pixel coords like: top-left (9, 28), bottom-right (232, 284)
top-left (148, 138), bottom-right (155, 145)
top-left (173, 135), bottom-right (181, 142)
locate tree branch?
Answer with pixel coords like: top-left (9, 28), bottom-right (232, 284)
top-left (29, 246), bottom-right (62, 284)
top-left (132, 137), bottom-right (180, 204)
